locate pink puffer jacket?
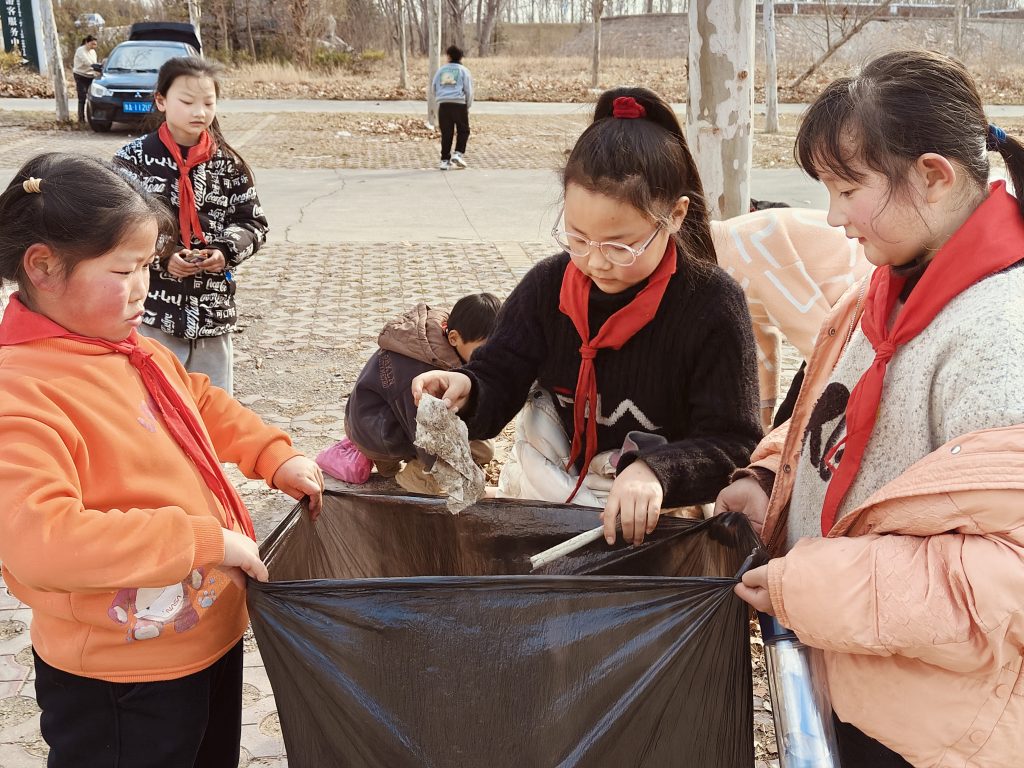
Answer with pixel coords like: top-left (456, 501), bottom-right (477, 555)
top-left (749, 277), bottom-right (1024, 768)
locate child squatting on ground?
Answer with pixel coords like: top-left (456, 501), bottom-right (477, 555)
top-left (431, 45), bottom-right (473, 171)
top-left (115, 56), bottom-right (268, 396)
top-left (0, 154), bottom-right (323, 768)
top-left (718, 50), bottom-right (1024, 767)
top-left (326, 293), bottom-right (501, 494)
top-left (414, 87), bottom-right (762, 546)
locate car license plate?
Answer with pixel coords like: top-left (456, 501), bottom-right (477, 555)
top-left (123, 101), bottom-right (152, 113)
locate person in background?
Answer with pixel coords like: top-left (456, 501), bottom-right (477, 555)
top-left (431, 45), bottom-right (473, 171)
top-left (73, 35), bottom-right (99, 125)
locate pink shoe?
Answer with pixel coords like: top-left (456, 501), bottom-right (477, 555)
top-left (316, 438), bottom-right (373, 484)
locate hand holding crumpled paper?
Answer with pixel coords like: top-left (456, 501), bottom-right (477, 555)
top-left (414, 393), bottom-right (486, 513)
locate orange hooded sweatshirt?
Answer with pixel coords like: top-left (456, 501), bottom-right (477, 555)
top-left (0, 299), bottom-right (300, 683)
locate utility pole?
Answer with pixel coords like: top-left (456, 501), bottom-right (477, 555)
top-left (687, 0), bottom-right (755, 219)
top-left (38, 0), bottom-right (69, 122)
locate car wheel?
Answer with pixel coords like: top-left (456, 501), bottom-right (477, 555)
top-left (88, 118), bottom-right (112, 133)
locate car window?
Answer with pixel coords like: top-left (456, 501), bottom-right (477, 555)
top-left (105, 45), bottom-right (185, 73)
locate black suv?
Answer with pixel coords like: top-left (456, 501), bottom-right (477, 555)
top-left (86, 22), bottom-right (201, 133)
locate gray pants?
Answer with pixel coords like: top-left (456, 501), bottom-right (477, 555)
top-left (138, 325), bottom-right (234, 395)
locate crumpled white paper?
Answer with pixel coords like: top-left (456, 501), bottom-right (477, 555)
top-left (414, 393), bottom-right (486, 514)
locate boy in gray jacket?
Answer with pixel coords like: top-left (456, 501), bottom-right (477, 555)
top-left (431, 46), bottom-right (474, 171)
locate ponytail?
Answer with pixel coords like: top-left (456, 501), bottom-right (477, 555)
top-left (989, 125), bottom-right (1024, 220)
top-left (563, 86), bottom-right (717, 273)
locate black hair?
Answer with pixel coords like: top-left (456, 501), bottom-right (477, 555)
top-left (563, 86), bottom-right (717, 272)
top-left (446, 45), bottom-right (464, 63)
top-left (82, 35), bottom-right (97, 44)
top-left (146, 57), bottom-right (255, 182)
top-left (796, 49), bottom-right (1024, 220)
top-left (447, 292), bottom-right (501, 342)
top-left (0, 153), bottom-right (175, 295)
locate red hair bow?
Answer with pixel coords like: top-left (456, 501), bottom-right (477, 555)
top-left (612, 96), bottom-right (646, 119)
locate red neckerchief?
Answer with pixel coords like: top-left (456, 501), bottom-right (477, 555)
top-left (0, 295), bottom-right (255, 539)
top-left (820, 181), bottom-right (1024, 535)
top-left (558, 241), bottom-right (677, 502)
top-left (157, 122), bottom-right (217, 249)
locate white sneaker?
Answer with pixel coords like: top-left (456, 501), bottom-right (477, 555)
top-left (439, 159), bottom-right (450, 171)
top-left (451, 152), bottom-right (467, 169)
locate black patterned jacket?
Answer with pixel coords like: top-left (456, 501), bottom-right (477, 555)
top-left (115, 132), bottom-right (268, 338)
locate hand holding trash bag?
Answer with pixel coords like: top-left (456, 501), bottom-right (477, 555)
top-left (713, 476), bottom-right (770, 536)
top-left (273, 456), bottom-right (325, 521)
top-left (601, 460), bottom-right (664, 546)
top-left (735, 564), bottom-right (774, 615)
top-left (222, 527), bottom-right (269, 588)
top-left (412, 370), bottom-right (472, 412)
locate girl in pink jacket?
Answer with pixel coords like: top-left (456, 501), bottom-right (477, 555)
top-left (717, 51), bottom-right (1024, 767)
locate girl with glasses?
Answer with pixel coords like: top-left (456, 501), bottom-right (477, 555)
top-left (413, 87), bottom-right (760, 546)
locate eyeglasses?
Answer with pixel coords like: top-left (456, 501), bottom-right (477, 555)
top-left (551, 213), bottom-right (661, 267)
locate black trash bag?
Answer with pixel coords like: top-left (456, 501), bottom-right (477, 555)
top-left (248, 491), bottom-right (764, 768)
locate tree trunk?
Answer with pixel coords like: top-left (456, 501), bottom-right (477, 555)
top-left (399, 0), bottom-right (409, 88)
top-left (246, 0), bottom-right (256, 58)
top-left (791, 0), bottom-right (894, 89)
top-left (590, 0), bottom-right (602, 88)
top-left (686, 0), bottom-right (755, 219)
top-left (188, 0), bottom-right (203, 44)
top-left (427, 0), bottom-right (441, 127)
top-left (38, 0), bottom-right (69, 121)
top-left (763, 0), bottom-right (778, 134)
top-left (478, 0), bottom-right (502, 56)
top-left (954, 0), bottom-right (965, 58)
top-left (644, 0), bottom-right (652, 13)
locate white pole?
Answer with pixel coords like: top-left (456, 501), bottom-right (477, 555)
top-left (686, 0), bottom-right (756, 219)
top-left (399, 0), bottom-right (410, 89)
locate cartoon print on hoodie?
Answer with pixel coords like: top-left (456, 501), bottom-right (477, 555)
top-left (108, 568), bottom-right (219, 642)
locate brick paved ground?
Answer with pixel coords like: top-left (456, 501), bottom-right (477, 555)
top-left (0, 119), bottom-right (797, 767)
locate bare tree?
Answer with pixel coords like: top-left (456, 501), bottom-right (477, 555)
top-left (591, 0), bottom-right (603, 87)
top-left (427, 0), bottom-right (441, 126)
top-left (791, 0), bottom-right (895, 89)
top-left (477, 0), bottom-right (504, 55)
top-left (687, 0), bottom-right (756, 219)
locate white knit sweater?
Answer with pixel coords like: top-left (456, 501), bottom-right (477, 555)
top-left (788, 262), bottom-right (1024, 547)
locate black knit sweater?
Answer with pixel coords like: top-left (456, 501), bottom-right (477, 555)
top-left (461, 252), bottom-right (762, 507)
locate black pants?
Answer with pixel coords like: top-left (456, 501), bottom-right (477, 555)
top-left (438, 102), bottom-right (470, 160)
top-left (74, 73), bottom-right (92, 121)
top-left (834, 713), bottom-right (914, 767)
top-left (34, 640), bottom-right (243, 768)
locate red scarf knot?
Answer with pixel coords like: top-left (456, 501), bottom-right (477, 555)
top-left (874, 340), bottom-right (896, 364)
top-left (612, 96), bottom-right (646, 119)
top-left (128, 344), bottom-right (152, 369)
top-left (157, 123), bottom-right (217, 249)
top-left (818, 181), bottom-right (1024, 536)
top-left (558, 241), bottom-right (677, 502)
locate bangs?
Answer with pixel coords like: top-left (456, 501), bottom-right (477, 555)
top-left (795, 78), bottom-right (868, 184)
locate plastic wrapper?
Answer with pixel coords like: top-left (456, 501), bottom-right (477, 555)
top-left (248, 491), bottom-right (763, 768)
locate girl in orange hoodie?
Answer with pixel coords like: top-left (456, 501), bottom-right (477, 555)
top-left (718, 51), bottom-right (1024, 767)
top-left (0, 153), bottom-right (323, 768)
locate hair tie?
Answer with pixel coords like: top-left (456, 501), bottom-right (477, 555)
top-left (987, 124), bottom-right (1007, 151)
top-left (612, 96), bottom-right (646, 119)
top-left (22, 177), bottom-right (42, 194)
